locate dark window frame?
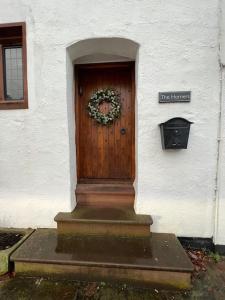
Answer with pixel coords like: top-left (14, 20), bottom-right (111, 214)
top-left (0, 22), bottom-right (28, 109)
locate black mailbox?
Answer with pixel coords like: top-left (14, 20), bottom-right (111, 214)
top-left (159, 118), bottom-right (193, 149)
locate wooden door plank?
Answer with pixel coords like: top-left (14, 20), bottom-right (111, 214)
top-left (75, 63), bottom-right (135, 182)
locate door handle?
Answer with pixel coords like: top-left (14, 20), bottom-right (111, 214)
top-left (120, 128), bottom-right (126, 135)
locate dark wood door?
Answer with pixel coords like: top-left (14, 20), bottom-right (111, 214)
top-left (75, 63), bottom-right (135, 182)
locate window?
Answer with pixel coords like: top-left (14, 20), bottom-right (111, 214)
top-left (0, 23), bottom-right (28, 109)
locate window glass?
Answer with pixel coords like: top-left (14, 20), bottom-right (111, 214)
top-left (4, 47), bottom-right (23, 100)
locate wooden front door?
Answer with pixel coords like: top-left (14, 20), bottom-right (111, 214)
top-left (75, 62), bottom-right (135, 183)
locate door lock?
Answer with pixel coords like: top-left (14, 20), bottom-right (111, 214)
top-left (120, 128), bottom-right (126, 135)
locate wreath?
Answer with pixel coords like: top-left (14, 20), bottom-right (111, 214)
top-left (87, 88), bottom-right (121, 125)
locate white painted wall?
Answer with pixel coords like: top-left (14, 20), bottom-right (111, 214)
top-left (214, 0), bottom-right (225, 246)
top-left (0, 0), bottom-right (222, 242)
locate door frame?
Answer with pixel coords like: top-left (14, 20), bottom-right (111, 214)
top-left (74, 62), bottom-right (135, 184)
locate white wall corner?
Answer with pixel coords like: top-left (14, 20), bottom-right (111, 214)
top-left (214, 0), bottom-right (225, 244)
top-left (213, 0), bottom-right (225, 245)
top-left (214, 66), bottom-right (225, 245)
top-left (220, 0), bottom-right (225, 66)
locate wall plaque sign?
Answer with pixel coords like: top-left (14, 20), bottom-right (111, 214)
top-left (159, 91), bottom-right (191, 103)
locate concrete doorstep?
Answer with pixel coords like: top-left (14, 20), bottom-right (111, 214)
top-left (0, 256), bottom-right (224, 300)
top-left (10, 229), bottom-right (193, 289)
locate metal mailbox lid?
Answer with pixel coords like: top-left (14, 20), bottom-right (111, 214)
top-left (159, 118), bottom-right (193, 127)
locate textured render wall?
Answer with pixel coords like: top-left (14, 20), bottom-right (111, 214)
top-left (134, 1), bottom-right (220, 238)
top-left (215, 0), bottom-right (225, 245)
top-left (216, 69), bottom-right (225, 245)
top-left (0, 0), bottom-right (221, 238)
top-left (0, 0), bottom-right (73, 228)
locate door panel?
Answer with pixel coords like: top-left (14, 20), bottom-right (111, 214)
top-left (75, 63), bottom-right (135, 181)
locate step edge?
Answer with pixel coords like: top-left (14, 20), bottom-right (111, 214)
top-left (75, 185), bottom-right (135, 195)
top-left (12, 257), bottom-right (194, 273)
top-left (76, 191), bottom-right (135, 195)
top-left (55, 219), bottom-right (153, 225)
top-left (54, 215), bottom-right (153, 225)
top-left (76, 184), bottom-right (134, 188)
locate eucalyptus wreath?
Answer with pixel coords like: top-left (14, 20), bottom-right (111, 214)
top-left (87, 88), bottom-right (121, 125)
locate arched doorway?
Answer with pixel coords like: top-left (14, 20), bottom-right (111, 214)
top-left (66, 38), bottom-right (139, 206)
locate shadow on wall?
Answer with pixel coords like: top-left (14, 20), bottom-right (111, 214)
top-left (67, 37), bottom-right (139, 62)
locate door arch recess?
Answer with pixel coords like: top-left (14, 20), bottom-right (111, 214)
top-left (66, 37), bottom-right (139, 208)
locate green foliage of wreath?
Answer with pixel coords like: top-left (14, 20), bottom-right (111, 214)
top-left (87, 88), bottom-right (121, 125)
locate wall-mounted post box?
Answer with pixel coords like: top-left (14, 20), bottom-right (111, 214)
top-left (159, 118), bottom-right (193, 149)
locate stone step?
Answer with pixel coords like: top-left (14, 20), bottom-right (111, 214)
top-left (54, 206), bottom-right (153, 237)
top-left (75, 184), bottom-right (135, 208)
top-left (10, 229), bottom-right (194, 289)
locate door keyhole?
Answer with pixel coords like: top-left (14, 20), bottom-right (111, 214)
top-left (120, 128), bottom-right (126, 135)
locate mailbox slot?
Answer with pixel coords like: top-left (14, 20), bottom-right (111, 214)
top-left (159, 118), bottom-right (193, 149)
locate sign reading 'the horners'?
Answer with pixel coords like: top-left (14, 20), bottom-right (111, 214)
top-left (159, 91), bottom-right (191, 103)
